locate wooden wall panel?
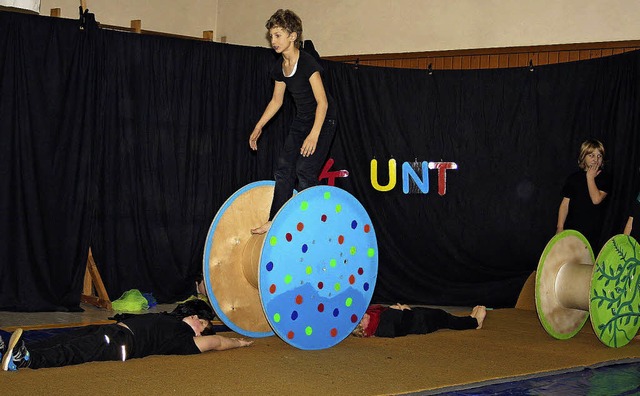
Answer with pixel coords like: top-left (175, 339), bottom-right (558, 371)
top-left (324, 40), bottom-right (640, 70)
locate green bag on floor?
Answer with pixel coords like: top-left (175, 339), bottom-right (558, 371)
top-left (111, 289), bottom-right (149, 312)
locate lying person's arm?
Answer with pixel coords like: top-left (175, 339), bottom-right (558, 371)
top-left (194, 335), bottom-right (253, 352)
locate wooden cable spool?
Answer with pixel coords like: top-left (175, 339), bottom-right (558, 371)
top-left (535, 230), bottom-right (640, 347)
top-left (202, 181), bottom-right (378, 350)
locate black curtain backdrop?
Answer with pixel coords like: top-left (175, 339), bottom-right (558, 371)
top-left (1, 11), bottom-right (639, 311)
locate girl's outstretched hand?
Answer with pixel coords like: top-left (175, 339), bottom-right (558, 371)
top-left (249, 128), bottom-right (262, 150)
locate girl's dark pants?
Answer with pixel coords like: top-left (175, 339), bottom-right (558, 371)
top-left (269, 116), bottom-right (336, 220)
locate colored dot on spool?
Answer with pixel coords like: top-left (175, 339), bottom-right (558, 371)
top-left (297, 222), bottom-right (304, 231)
top-left (285, 233), bottom-right (292, 242)
top-left (317, 303), bottom-right (325, 312)
top-left (367, 248), bottom-right (375, 257)
top-left (364, 224), bottom-right (371, 233)
top-left (334, 283), bottom-right (341, 291)
top-left (363, 282), bottom-right (370, 291)
top-left (345, 297), bottom-right (353, 307)
top-left (291, 311), bottom-right (298, 320)
top-left (300, 201), bottom-right (309, 211)
top-left (333, 308), bottom-right (340, 317)
top-left (273, 313), bottom-right (281, 323)
top-left (358, 267), bottom-right (364, 275)
top-left (338, 235), bottom-right (345, 244)
top-left (305, 326), bottom-right (313, 336)
top-left (317, 281), bottom-right (324, 289)
top-left (269, 236), bottom-right (277, 246)
top-left (350, 246), bottom-right (357, 255)
top-left (335, 204), bottom-right (342, 213)
top-left (284, 274), bottom-right (292, 284)
top-left (321, 214), bottom-right (327, 222)
top-left (351, 220), bottom-right (358, 229)
top-left (295, 295), bottom-right (304, 304)
top-left (324, 191), bottom-right (331, 200)
top-left (330, 259), bottom-right (337, 267)
top-left (269, 284), bottom-right (276, 294)
top-left (349, 275), bottom-right (355, 284)
top-left (266, 261), bottom-right (274, 271)
top-left (330, 328), bottom-right (338, 337)
top-left (306, 266), bottom-right (313, 275)
top-left (287, 331), bottom-right (295, 339)
top-left (350, 314), bottom-right (358, 323)
top-left (302, 244), bottom-right (308, 253)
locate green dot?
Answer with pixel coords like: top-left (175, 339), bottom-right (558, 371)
top-left (367, 248), bottom-right (375, 257)
top-left (334, 283), bottom-right (341, 291)
top-left (270, 236), bottom-right (277, 246)
top-left (335, 204), bottom-right (342, 213)
top-left (350, 246), bottom-right (357, 255)
top-left (273, 313), bottom-right (281, 323)
top-left (305, 326), bottom-right (313, 336)
top-left (305, 266), bottom-right (313, 275)
top-left (329, 258), bottom-right (337, 267)
top-left (300, 201), bottom-right (309, 211)
top-left (324, 191), bottom-right (331, 200)
top-left (345, 297), bottom-right (353, 307)
top-left (284, 274), bottom-right (292, 284)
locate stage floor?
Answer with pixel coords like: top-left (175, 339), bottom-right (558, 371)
top-left (1, 306), bottom-right (639, 395)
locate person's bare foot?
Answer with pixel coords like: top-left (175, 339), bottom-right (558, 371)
top-left (251, 221), bottom-right (272, 235)
top-left (470, 305), bottom-right (487, 329)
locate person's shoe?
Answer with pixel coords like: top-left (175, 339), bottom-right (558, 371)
top-left (0, 333), bottom-right (5, 361)
top-left (1, 329), bottom-right (30, 371)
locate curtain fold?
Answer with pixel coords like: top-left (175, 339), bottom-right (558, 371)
top-left (0, 13), bottom-right (93, 311)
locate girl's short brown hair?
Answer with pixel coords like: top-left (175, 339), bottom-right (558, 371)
top-left (265, 9), bottom-right (303, 48)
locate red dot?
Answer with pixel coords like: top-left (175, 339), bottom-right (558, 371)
top-left (349, 275), bottom-right (355, 284)
top-left (287, 331), bottom-right (295, 339)
top-left (321, 214), bottom-right (327, 222)
top-left (364, 224), bottom-right (371, 233)
top-left (330, 328), bottom-right (338, 337)
top-left (317, 281), bottom-right (324, 289)
top-left (317, 303), bottom-right (324, 312)
top-left (269, 284), bottom-right (276, 294)
top-left (338, 235), bottom-right (344, 244)
top-left (295, 295), bottom-right (303, 304)
top-left (351, 314), bottom-right (358, 323)
top-left (358, 267), bottom-right (364, 275)
top-left (286, 233), bottom-right (292, 242)
top-left (297, 222), bottom-right (304, 231)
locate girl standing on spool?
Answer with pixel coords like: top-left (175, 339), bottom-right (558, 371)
top-left (249, 9), bottom-right (337, 235)
top-left (556, 139), bottom-right (611, 250)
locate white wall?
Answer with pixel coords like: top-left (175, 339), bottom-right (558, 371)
top-left (217, 0), bottom-right (640, 56)
top-left (35, 1), bottom-right (640, 56)
top-left (39, 0), bottom-right (218, 38)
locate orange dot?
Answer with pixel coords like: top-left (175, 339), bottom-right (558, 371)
top-left (297, 222), bottom-right (304, 231)
top-left (330, 328), bottom-right (338, 337)
top-left (295, 295), bottom-right (303, 304)
top-left (364, 224), bottom-right (371, 233)
top-left (338, 235), bottom-right (344, 244)
top-left (287, 331), bottom-right (295, 339)
top-left (349, 274), bottom-right (355, 284)
top-left (269, 284), bottom-right (276, 294)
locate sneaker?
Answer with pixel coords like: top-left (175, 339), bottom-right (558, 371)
top-left (1, 328), bottom-right (30, 371)
top-left (0, 333), bottom-right (5, 361)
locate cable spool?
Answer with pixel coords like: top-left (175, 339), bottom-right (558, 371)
top-left (535, 230), bottom-right (640, 347)
top-left (203, 181), bottom-right (378, 350)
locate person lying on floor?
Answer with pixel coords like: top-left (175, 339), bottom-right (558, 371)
top-left (351, 303), bottom-right (487, 338)
top-left (1, 299), bottom-right (252, 371)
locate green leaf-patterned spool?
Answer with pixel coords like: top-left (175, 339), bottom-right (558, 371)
top-left (590, 234), bottom-right (640, 347)
top-left (536, 231), bottom-right (640, 348)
